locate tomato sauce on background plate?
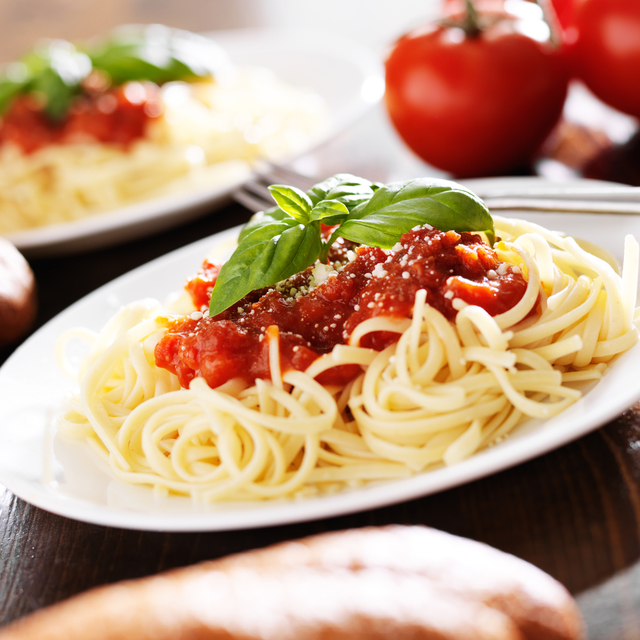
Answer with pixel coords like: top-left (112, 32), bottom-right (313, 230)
top-left (0, 83), bottom-right (161, 153)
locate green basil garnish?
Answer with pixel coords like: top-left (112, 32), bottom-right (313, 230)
top-left (86, 25), bottom-right (227, 87)
top-left (338, 178), bottom-right (495, 248)
top-left (208, 220), bottom-right (322, 315)
top-left (0, 78), bottom-right (27, 115)
top-left (267, 185), bottom-right (313, 224)
top-left (208, 175), bottom-right (494, 317)
top-left (0, 25), bottom-right (228, 120)
top-left (3, 43), bottom-right (92, 120)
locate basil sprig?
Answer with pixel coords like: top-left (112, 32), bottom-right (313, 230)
top-left (208, 174), bottom-right (494, 317)
top-left (0, 42), bottom-right (91, 120)
top-left (0, 25), bottom-right (228, 120)
top-left (86, 24), bottom-right (228, 87)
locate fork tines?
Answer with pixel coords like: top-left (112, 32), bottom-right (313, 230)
top-left (234, 163), bottom-right (318, 213)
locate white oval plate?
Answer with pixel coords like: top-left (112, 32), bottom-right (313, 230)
top-left (4, 28), bottom-right (384, 258)
top-left (1, 180), bottom-right (639, 531)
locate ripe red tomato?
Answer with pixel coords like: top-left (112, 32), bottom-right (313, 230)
top-left (569, 0), bottom-right (640, 119)
top-left (384, 2), bottom-right (569, 177)
top-left (549, 0), bottom-right (574, 31)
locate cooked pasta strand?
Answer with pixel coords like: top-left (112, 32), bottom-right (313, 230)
top-left (57, 217), bottom-right (640, 500)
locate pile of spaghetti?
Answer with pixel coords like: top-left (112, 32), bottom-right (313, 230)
top-left (0, 26), bottom-right (326, 234)
top-left (57, 175), bottom-right (640, 501)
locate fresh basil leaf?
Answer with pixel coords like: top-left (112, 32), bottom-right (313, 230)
top-left (90, 45), bottom-right (190, 86)
top-left (330, 192), bottom-right (379, 211)
top-left (306, 174), bottom-right (357, 204)
top-left (30, 67), bottom-right (79, 120)
top-left (0, 26), bottom-right (227, 119)
top-left (213, 174), bottom-right (495, 317)
top-left (236, 217), bottom-right (298, 247)
top-left (88, 25), bottom-right (228, 85)
top-left (209, 222), bottom-right (321, 316)
top-left (238, 175), bottom-right (369, 241)
top-left (268, 185), bottom-right (312, 223)
top-left (46, 43), bottom-right (92, 85)
top-left (237, 206), bottom-right (286, 243)
top-left (22, 42), bottom-right (91, 120)
top-left (309, 199), bottom-right (349, 225)
top-left (135, 25), bottom-right (228, 78)
top-left (346, 178), bottom-right (481, 218)
top-left (339, 178), bottom-right (495, 247)
top-left (20, 49), bottom-right (50, 78)
top-left (0, 79), bottom-right (25, 114)
top-left (307, 173), bottom-right (379, 208)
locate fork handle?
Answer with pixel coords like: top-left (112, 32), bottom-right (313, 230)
top-left (484, 198), bottom-right (640, 215)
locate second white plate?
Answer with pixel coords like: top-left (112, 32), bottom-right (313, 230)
top-left (5, 28), bottom-right (384, 258)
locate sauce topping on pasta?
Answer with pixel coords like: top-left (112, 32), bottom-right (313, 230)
top-left (155, 227), bottom-right (527, 389)
top-left (0, 84), bottom-right (161, 153)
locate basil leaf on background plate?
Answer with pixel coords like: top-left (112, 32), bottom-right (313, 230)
top-left (0, 25), bottom-right (229, 119)
top-left (19, 42), bottom-right (92, 120)
top-left (87, 25), bottom-right (228, 86)
top-left (0, 78), bottom-right (25, 115)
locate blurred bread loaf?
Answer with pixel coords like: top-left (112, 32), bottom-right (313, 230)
top-left (0, 526), bottom-right (584, 640)
top-left (0, 238), bottom-right (36, 348)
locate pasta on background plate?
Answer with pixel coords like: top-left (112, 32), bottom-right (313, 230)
top-left (0, 25), bottom-right (327, 234)
top-left (56, 175), bottom-right (640, 502)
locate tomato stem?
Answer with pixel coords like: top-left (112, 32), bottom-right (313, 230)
top-left (462, 0), bottom-right (482, 38)
top-left (440, 0), bottom-right (484, 38)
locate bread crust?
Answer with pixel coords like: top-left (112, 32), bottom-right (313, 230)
top-left (212, 526), bottom-right (584, 640)
top-left (0, 526), bottom-right (583, 640)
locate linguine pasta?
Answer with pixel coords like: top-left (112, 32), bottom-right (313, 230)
top-left (57, 216), bottom-right (640, 501)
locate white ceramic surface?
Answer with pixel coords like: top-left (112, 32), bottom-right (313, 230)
top-left (4, 28), bottom-right (384, 258)
top-left (1, 181), bottom-right (639, 531)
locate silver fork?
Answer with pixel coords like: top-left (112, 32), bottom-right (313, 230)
top-left (234, 165), bottom-right (640, 215)
top-left (233, 164), bottom-right (317, 213)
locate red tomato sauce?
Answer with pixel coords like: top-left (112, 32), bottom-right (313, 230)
top-left (186, 260), bottom-right (221, 311)
top-left (154, 228), bottom-right (528, 389)
top-left (0, 83), bottom-right (162, 154)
